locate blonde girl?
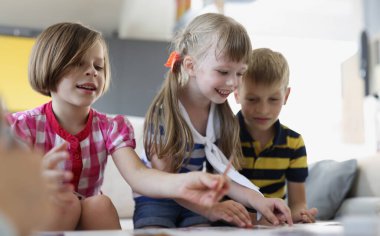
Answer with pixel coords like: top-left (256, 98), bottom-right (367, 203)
top-left (7, 22), bottom-right (228, 231)
top-left (134, 13), bottom-right (293, 228)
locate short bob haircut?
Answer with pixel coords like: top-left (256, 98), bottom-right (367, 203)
top-left (28, 22), bottom-right (111, 96)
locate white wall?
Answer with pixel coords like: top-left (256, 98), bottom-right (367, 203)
top-left (220, 0), bottom-right (374, 163)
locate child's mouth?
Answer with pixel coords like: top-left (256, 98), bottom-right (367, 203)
top-left (76, 84), bottom-right (96, 91)
top-left (216, 88), bottom-right (231, 97)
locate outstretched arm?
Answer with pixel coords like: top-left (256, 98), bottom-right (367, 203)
top-left (112, 147), bottom-right (228, 207)
top-left (288, 181), bottom-right (318, 223)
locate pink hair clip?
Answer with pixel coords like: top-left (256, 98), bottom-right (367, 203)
top-left (164, 51), bottom-right (181, 72)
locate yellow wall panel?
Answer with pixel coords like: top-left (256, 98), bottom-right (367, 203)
top-left (0, 35), bottom-right (49, 112)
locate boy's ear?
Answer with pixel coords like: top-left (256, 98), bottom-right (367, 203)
top-left (284, 87), bottom-right (291, 105)
top-left (233, 88), bottom-right (241, 104)
top-left (183, 55), bottom-right (195, 76)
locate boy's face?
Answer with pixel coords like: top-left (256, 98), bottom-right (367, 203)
top-left (234, 78), bottom-right (290, 133)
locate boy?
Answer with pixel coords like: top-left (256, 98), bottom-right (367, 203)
top-left (234, 48), bottom-right (318, 223)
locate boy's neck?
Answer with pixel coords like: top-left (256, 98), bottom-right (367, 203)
top-left (248, 125), bottom-right (275, 149)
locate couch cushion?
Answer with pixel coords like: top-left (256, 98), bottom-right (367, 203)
top-left (305, 159), bottom-right (358, 220)
top-left (349, 155), bottom-right (380, 198)
top-left (335, 197), bottom-right (380, 218)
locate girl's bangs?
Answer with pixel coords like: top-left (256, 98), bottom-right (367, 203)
top-left (216, 26), bottom-right (251, 63)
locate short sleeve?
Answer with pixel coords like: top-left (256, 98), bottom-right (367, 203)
top-left (6, 112), bottom-right (35, 147)
top-left (104, 115), bottom-right (136, 154)
top-left (286, 134), bottom-right (308, 182)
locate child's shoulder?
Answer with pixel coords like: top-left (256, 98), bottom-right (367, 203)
top-left (91, 109), bottom-right (134, 129)
top-left (7, 103), bottom-right (47, 124)
top-left (91, 109), bottom-right (128, 122)
top-left (278, 123), bottom-right (305, 148)
top-left (279, 123), bottom-right (302, 138)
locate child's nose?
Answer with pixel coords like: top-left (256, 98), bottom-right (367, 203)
top-left (256, 102), bottom-right (269, 114)
top-left (85, 66), bottom-right (98, 77)
top-left (226, 76), bottom-right (239, 88)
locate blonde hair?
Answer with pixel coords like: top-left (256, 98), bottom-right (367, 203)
top-left (29, 22), bottom-right (111, 96)
top-left (244, 48), bottom-right (289, 87)
top-left (144, 13), bottom-right (251, 172)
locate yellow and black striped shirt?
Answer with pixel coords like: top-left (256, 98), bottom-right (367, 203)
top-left (237, 111), bottom-right (308, 199)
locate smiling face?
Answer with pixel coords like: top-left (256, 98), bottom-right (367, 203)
top-left (235, 77), bottom-right (290, 136)
top-left (51, 40), bottom-right (105, 109)
top-left (185, 47), bottom-right (248, 105)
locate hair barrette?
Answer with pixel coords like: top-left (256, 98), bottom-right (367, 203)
top-left (164, 51), bottom-right (181, 72)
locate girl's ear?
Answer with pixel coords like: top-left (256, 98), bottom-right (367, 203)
top-left (183, 55), bottom-right (195, 77)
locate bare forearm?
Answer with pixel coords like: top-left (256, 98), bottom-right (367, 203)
top-left (121, 162), bottom-right (181, 198)
top-left (287, 182), bottom-right (307, 213)
top-left (228, 181), bottom-right (263, 209)
top-left (112, 147), bottom-right (181, 198)
top-left (290, 202), bottom-right (307, 213)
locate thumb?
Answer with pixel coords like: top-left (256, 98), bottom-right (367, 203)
top-left (199, 173), bottom-right (220, 189)
top-left (45, 142), bottom-right (68, 156)
top-left (42, 143), bottom-right (69, 169)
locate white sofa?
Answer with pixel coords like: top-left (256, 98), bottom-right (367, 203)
top-left (335, 155), bottom-right (380, 218)
top-left (102, 116), bottom-right (380, 229)
top-left (102, 116), bottom-right (145, 229)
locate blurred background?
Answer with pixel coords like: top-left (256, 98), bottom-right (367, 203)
top-left (0, 0), bottom-right (376, 163)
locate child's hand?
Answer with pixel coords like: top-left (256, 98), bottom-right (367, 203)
top-left (178, 172), bottom-right (229, 206)
top-left (254, 198), bottom-right (293, 226)
top-left (206, 200), bottom-right (252, 228)
top-left (292, 207), bottom-right (318, 223)
top-left (42, 142), bottom-right (74, 207)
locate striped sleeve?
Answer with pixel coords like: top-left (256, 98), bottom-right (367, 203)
top-left (285, 134), bottom-right (308, 182)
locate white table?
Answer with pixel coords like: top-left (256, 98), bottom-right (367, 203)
top-left (36, 222), bottom-right (345, 236)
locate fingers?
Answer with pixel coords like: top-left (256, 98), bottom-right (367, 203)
top-left (41, 143), bottom-right (75, 209)
top-left (42, 143), bottom-right (69, 170)
top-left (46, 142), bottom-right (68, 155)
top-left (260, 199), bottom-right (293, 226)
top-left (209, 201), bottom-right (252, 228)
top-left (309, 207), bottom-right (318, 217)
top-left (273, 200), bottom-right (293, 226)
top-left (43, 169), bottom-right (73, 190)
top-left (49, 190), bottom-right (78, 208)
top-left (179, 172), bottom-right (229, 207)
top-left (200, 173), bottom-right (229, 203)
top-left (227, 201), bottom-right (252, 228)
top-left (219, 201), bottom-right (251, 227)
top-left (300, 208), bottom-right (318, 223)
top-left (214, 176), bottom-right (229, 202)
top-left (261, 207), bottom-right (280, 226)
